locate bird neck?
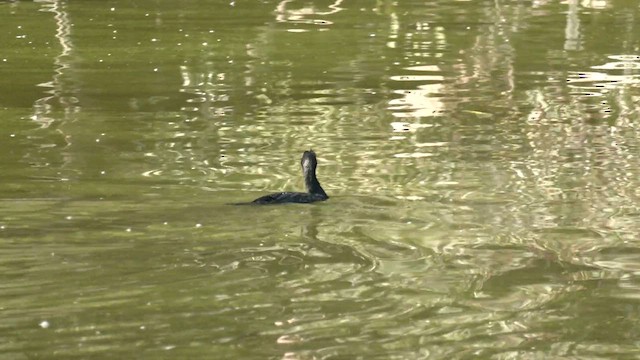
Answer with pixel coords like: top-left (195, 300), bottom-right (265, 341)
top-left (304, 169), bottom-right (327, 197)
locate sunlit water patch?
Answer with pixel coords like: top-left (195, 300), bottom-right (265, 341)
top-left (388, 66), bottom-right (446, 118)
top-left (565, 54), bottom-right (640, 117)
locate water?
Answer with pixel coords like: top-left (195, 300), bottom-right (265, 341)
top-left (2, 0), bottom-right (640, 358)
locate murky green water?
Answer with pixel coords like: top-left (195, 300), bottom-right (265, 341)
top-left (2, 0), bottom-right (640, 358)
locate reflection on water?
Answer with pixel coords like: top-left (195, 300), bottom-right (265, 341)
top-left (275, 0), bottom-right (343, 27)
top-left (2, 0), bottom-right (640, 358)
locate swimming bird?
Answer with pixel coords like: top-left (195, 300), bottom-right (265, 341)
top-left (242, 150), bottom-right (329, 205)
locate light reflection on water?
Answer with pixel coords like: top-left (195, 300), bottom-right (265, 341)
top-left (3, 0), bottom-right (640, 358)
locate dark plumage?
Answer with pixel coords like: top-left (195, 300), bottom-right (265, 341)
top-left (239, 150), bottom-right (329, 205)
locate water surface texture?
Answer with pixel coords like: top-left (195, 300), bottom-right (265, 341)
top-left (2, 0), bottom-right (640, 358)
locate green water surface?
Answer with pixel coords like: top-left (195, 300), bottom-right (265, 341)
top-left (2, 0), bottom-right (640, 358)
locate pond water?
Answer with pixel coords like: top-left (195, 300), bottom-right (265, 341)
top-left (2, 0), bottom-right (640, 358)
